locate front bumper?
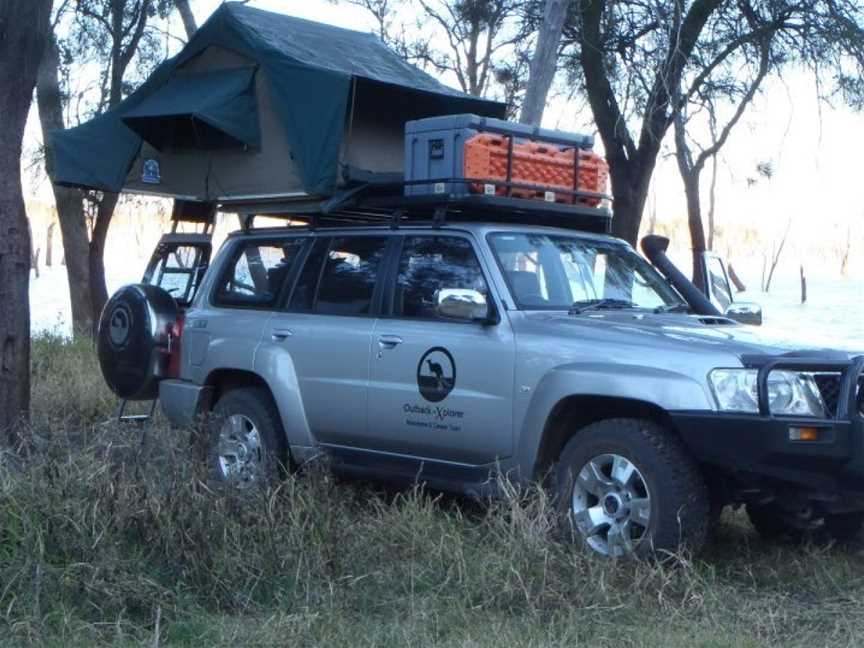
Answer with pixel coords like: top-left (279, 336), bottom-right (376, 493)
top-left (673, 355), bottom-right (864, 496)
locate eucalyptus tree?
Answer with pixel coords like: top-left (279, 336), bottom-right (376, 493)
top-left (342, 0), bottom-right (527, 100)
top-left (554, 0), bottom-right (864, 245)
top-left (0, 0), bottom-right (53, 440)
top-left (38, 0), bottom-right (175, 332)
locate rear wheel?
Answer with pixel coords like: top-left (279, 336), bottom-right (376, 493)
top-left (206, 387), bottom-right (288, 488)
top-left (824, 512), bottom-right (864, 543)
top-left (554, 418), bottom-right (709, 559)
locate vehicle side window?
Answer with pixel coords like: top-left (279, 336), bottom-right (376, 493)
top-left (394, 236), bottom-right (489, 319)
top-left (314, 236), bottom-right (389, 316)
top-left (215, 238), bottom-right (305, 308)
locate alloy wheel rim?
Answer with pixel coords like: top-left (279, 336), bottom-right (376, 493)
top-left (570, 453), bottom-right (651, 556)
top-left (216, 414), bottom-right (263, 486)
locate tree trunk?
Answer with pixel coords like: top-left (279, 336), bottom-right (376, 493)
top-left (175, 0), bottom-right (197, 40)
top-left (728, 264), bottom-right (746, 292)
top-left (0, 0), bottom-right (52, 440)
top-left (608, 155), bottom-right (656, 246)
top-left (45, 222), bottom-right (54, 267)
top-left (37, 35), bottom-right (95, 335)
top-left (28, 219), bottom-right (40, 279)
top-left (764, 220), bottom-right (791, 293)
top-left (800, 265), bottom-right (807, 304)
top-left (88, 192), bottom-right (119, 324)
top-left (520, 0), bottom-right (568, 125)
top-left (840, 226), bottom-right (850, 277)
top-left (682, 171), bottom-right (707, 291)
top-left (707, 154), bottom-right (718, 250)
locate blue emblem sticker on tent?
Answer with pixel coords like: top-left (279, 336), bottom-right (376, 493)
top-left (142, 158), bottom-right (161, 184)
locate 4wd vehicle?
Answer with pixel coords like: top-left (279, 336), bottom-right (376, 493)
top-left (98, 198), bottom-right (864, 559)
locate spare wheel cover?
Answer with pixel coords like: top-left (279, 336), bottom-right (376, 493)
top-left (97, 284), bottom-right (179, 400)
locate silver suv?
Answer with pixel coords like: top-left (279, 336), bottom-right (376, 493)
top-left (98, 219), bottom-right (864, 559)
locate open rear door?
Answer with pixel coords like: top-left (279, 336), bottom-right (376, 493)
top-left (141, 200), bottom-right (216, 307)
top-left (698, 251), bottom-right (763, 325)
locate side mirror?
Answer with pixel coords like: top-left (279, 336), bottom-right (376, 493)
top-left (435, 289), bottom-right (496, 323)
top-left (725, 302), bottom-right (763, 326)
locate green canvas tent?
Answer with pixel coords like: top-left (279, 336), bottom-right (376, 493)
top-left (50, 2), bottom-right (505, 207)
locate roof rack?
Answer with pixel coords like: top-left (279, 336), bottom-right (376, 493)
top-left (233, 177), bottom-right (613, 235)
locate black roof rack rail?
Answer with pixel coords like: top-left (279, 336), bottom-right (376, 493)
top-left (231, 177), bottom-right (613, 234)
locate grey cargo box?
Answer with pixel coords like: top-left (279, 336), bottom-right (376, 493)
top-left (404, 114), bottom-right (594, 197)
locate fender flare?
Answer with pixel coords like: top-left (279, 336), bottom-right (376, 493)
top-left (515, 363), bottom-right (714, 480)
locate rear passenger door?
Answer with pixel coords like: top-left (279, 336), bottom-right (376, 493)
top-left (186, 236), bottom-right (307, 382)
top-left (261, 234), bottom-right (393, 446)
top-left (366, 234), bottom-right (516, 465)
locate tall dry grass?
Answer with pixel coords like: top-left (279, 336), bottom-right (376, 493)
top-left (2, 336), bottom-right (864, 647)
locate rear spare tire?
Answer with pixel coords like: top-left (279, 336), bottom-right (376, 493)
top-left (97, 284), bottom-right (179, 400)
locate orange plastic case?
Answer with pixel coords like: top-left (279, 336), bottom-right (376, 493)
top-left (463, 133), bottom-right (609, 206)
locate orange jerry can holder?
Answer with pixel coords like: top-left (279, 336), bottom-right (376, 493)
top-left (463, 133), bottom-right (610, 207)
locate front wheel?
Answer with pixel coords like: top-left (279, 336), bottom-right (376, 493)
top-left (747, 504), bottom-right (864, 544)
top-left (206, 387), bottom-right (288, 488)
top-left (554, 418), bottom-right (709, 559)
top-left (824, 512), bottom-right (864, 543)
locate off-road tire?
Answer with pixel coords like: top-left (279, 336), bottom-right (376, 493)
top-left (206, 387), bottom-right (289, 488)
top-left (747, 504), bottom-right (864, 544)
top-left (745, 503), bottom-right (809, 542)
top-left (746, 502), bottom-right (804, 542)
top-left (554, 418), bottom-right (709, 559)
top-left (824, 512), bottom-right (864, 544)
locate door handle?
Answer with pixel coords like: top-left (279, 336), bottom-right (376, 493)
top-left (378, 335), bottom-right (403, 349)
top-left (271, 328), bottom-right (293, 342)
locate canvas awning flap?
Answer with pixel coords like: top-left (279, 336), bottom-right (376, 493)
top-left (122, 67), bottom-right (259, 151)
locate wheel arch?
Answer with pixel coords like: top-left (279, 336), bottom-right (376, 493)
top-left (203, 363), bottom-right (314, 450)
top-left (532, 395), bottom-right (680, 482)
top-left (204, 367), bottom-right (272, 406)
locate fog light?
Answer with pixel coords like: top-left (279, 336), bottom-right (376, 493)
top-left (789, 426), bottom-right (820, 442)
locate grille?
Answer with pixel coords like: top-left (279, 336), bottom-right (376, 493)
top-left (812, 372), bottom-right (864, 418)
top-left (859, 377), bottom-right (864, 417)
top-left (814, 373), bottom-right (842, 417)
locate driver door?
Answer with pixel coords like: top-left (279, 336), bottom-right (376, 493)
top-left (365, 234), bottom-right (516, 466)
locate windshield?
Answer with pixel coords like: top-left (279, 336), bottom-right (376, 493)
top-left (488, 232), bottom-right (686, 311)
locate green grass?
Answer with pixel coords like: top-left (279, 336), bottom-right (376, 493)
top-left (2, 336), bottom-right (864, 646)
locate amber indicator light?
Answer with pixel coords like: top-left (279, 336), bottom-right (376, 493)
top-left (789, 427), bottom-right (820, 442)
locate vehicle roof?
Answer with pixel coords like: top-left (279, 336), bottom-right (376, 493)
top-left (228, 222), bottom-right (627, 246)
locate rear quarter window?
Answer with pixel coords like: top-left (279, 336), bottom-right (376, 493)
top-left (214, 237), bottom-right (306, 308)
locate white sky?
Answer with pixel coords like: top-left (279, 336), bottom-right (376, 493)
top-left (23, 0), bottom-right (864, 273)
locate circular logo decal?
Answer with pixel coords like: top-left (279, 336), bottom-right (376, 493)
top-left (417, 347), bottom-right (456, 403)
top-left (108, 303), bottom-right (133, 349)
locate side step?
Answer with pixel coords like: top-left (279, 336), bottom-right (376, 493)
top-left (116, 399), bottom-right (158, 423)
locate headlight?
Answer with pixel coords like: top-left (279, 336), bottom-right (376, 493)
top-left (709, 369), bottom-right (827, 417)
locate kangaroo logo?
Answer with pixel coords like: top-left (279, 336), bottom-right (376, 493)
top-left (417, 347), bottom-right (456, 403)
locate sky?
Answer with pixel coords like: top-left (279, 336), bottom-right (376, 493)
top-left (22, 0), bottom-right (864, 276)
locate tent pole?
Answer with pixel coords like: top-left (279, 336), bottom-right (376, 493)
top-left (344, 77), bottom-right (358, 164)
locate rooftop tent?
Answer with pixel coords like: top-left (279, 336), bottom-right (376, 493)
top-left (49, 2), bottom-right (506, 204)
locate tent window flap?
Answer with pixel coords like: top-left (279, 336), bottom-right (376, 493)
top-left (122, 67), bottom-right (260, 151)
